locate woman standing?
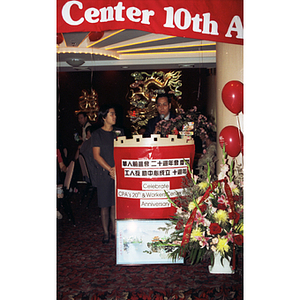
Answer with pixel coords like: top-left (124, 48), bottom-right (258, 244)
top-left (92, 105), bottom-right (123, 244)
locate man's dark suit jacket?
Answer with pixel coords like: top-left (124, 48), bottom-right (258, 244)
top-left (143, 112), bottom-right (176, 137)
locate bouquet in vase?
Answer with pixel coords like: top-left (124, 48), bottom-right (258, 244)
top-left (161, 147), bottom-right (244, 267)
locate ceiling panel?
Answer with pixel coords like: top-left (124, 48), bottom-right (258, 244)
top-left (57, 29), bottom-right (216, 72)
top-left (108, 36), bottom-right (208, 51)
top-left (117, 44), bottom-right (216, 54)
top-left (90, 29), bottom-right (151, 48)
top-left (63, 32), bottom-right (89, 47)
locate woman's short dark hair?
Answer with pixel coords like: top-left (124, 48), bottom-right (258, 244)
top-left (98, 104), bottom-right (115, 126)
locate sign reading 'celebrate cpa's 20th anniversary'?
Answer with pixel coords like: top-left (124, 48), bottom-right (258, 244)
top-left (114, 135), bottom-right (195, 219)
top-left (57, 0), bottom-right (243, 45)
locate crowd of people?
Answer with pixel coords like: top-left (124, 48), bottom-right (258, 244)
top-left (57, 94), bottom-right (217, 243)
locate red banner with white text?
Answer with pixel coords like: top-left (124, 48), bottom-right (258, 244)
top-left (114, 136), bottom-right (195, 219)
top-left (57, 0), bottom-right (243, 45)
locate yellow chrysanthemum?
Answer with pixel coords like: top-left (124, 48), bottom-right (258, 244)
top-left (191, 228), bottom-right (202, 241)
top-left (198, 181), bottom-right (208, 191)
top-left (232, 187), bottom-right (240, 196)
top-left (216, 238), bottom-right (230, 254)
top-left (214, 210), bottom-right (228, 224)
top-left (188, 201), bottom-right (196, 211)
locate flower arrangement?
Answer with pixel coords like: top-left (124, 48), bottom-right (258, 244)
top-left (157, 106), bottom-right (216, 139)
top-left (114, 129), bottom-right (122, 136)
top-left (160, 147), bottom-right (244, 267)
top-left (113, 129), bottom-right (122, 140)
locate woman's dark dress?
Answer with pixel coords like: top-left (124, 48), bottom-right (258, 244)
top-left (91, 128), bottom-right (116, 208)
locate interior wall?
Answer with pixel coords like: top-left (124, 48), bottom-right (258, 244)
top-left (57, 68), bottom-right (216, 155)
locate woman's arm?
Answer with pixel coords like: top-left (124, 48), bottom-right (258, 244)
top-left (92, 146), bottom-right (115, 179)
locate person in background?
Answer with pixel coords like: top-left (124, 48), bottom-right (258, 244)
top-left (143, 93), bottom-right (176, 137)
top-left (79, 126), bottom-right (98, 187)
top-left (92, 105), bottom-right (124, 244)
top-left (77, 112), bottom-right (92, 141)
top-left (57, 148), bottom-right (67, 184)
top-left (57, 148), bottom-right (67, 219)
top-left (197, 131), bottom-right (217, 181)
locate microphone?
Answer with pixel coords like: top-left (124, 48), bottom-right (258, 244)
top-left (160, 114), bottom-right (165, 137)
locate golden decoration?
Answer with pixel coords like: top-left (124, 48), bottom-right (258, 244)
top-left (75, 89), bottom-right (99, 122)
top-left (127, 71), bottom-right (182, 134)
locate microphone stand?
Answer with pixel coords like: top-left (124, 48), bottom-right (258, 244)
top-left (160, 114), bottom-right (165, 137)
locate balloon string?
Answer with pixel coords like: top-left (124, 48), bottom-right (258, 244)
top-left (236, 114), bottom-right (244, 167)
top-left (196, 45), bottom-right (202, 102)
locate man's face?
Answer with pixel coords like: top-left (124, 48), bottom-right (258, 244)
top-left (78, 114), bottom-right (87, 125)
top-left (156, 97), bottom-right (171, 117)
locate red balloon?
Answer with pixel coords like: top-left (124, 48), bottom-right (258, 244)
top-left (57, 33), bottom-right (64, 45)
top-left (219, 126), bottom-right (243, 157)
top-left (222, 81), bottom-right (243, 115)
top-left (88, 31), bottom-right (104, 42)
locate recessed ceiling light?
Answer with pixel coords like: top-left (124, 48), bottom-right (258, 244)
top-left (178, 64), bottom-right (194, 68)
top-left (66, 58), bottom-right (85, 67)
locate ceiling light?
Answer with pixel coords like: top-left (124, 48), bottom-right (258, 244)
top-left (66, 58), bottom-right (85, 67)
top-left (178, 64), bottom-right (194, 68)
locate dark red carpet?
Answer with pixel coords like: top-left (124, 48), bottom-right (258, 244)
top-left (57, 189), bottom-right (243, 300)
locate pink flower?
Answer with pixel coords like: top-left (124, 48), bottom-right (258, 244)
top-left (217, 195), bottom-right (226, 204)
top-left (225, 229), bottom-right (234, 243)
top-left (211, 237), bottom-right (218, 244)
top-left (199, 234), bottom-right (210, 248)
top-left (217, 195), bottom-right (229, 209)
top-left (193, 174), bottom-right (199, 182)
top-left (195, 211), bottom-right (210, 227)
top-left (228, 181), bottom-right (237, 190)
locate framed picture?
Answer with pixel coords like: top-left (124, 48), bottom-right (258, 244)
top-left (116, 219), bottom-right (184, 265)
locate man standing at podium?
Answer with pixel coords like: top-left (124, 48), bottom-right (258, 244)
top-left (143, 93), bottom-right (176, 137)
